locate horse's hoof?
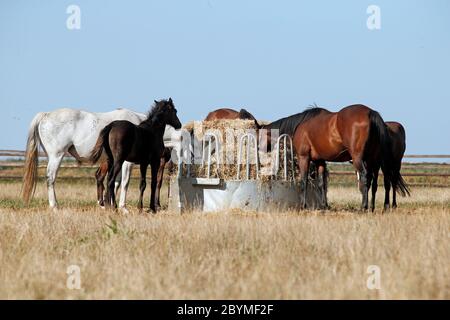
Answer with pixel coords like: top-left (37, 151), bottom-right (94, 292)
top-left (118, 207), bottom-right (129, 214)
top-left (117, 207), bottom-right (130, 214)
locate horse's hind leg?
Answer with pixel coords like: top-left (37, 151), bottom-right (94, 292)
top-left (352, 156), bottom-right (369, 211)
top-left (46, 152), bottom-right (64, 210)
top-left (118, 161), bottom-right (132, 213)
top-left (392, 163), bottom-right (402, 209)
top-left (383, 173), bottom-right (391, 211)
top-left (105, 158), bottom-right (114, 208)
top-left (108, 161), bottom-right (123, 209)
top-left (392, 182), bottom-right (398, 209)
top-left (138, 163), bottom-right (148, 212)
top-left (95, 162), bottom-right (108, 207)
top-left (370, 168), bottom-right (379, 212)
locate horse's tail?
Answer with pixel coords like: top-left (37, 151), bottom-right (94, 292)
top-left (369, 110), bottom-right (410, 197)
top-left (90, 124), bottom-right (112, 164)
top-left (22, 112), bottom-right (47, 204)
top-left (393, 171), bottom-right (410, 197)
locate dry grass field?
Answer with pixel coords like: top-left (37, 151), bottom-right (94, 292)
top-left (0, 178), bottom-right (449, 300)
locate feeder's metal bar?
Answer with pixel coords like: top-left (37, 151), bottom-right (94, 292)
top-left (201, 138), bottom-right (206, 167)
top-left (284, 135), bottom-right (288, 180)
top-left (237, 136), bottom-right (242, 180)
top-left (290, 138), bottom-right (295, 180)
top-left (207, 138), bottom-right (211, 178)
top-left (185, 145), bottom-right (191, 177)
top-left (254, 135), bottom-right (259, 179)
top-left (201, 132), bottom-right (220, 179)
top-left (275, 134), bottom-right (294, 181)
top-left (246, 136), bottom-right (250, 179)
top-left (237, 133), bottom-right (259, 180)
top-left (191, 178), bottom-right (221, 186)
top-left (182, 131), bottom-right (192, 178)
top-left (178, 134), bottom-right (192, 178)
top-left (177, 145), bottom-right (182, 178)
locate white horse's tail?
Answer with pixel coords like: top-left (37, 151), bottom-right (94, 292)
top-left (22, 112), bottom-right (47, 204)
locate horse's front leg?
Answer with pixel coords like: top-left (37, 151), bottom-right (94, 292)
top-left (138, 163), bottom-right (148, 212)
top-left (155, 155), bottom-right (168, 210)
top-left (317, 160), bottom-right (328, 210)
top-left (149, 159), bottom-right (159, 213)
top-left (46, 152), bottom-right (65, 210)
top-left (298, 155), bottom-right (310, 209)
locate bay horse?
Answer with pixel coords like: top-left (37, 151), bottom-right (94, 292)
top-left (90, 98), bottom-right (181, 212)
top-left (205, 108), bottom-right (260, 128)
top-left (22, 107), bottom-right (146, 209)
top-left (262, 104), bottom-right (409, 211)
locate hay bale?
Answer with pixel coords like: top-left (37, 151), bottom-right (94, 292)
top-left (171, 119), bottom-right (298, 181)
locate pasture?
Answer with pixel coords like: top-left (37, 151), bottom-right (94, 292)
top-left (0, 162), bottom-right (449, 299)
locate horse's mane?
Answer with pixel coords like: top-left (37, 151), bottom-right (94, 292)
top-left (239, 108), bottom-right (255, 120)
top-left (263, 106), bottom-right (328, 136)
top-left (147, 99), bottom-right (170, 119)
top-left (239, 108), bottom-right (260, 128)
top-left (138, 99), bottom-right (171, 129)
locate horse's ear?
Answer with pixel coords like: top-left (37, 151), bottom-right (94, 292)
top-left (154, 100), bottom-right (158, 104)
top-left (168, 97), bottom-right (173, 104)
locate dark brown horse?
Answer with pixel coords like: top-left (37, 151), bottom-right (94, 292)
top-left (262, 104), bottom-right (409, 211)
top-left (366, 121), bottom-right (410, 211)
top-left (90, 98), bottom-right (181, 212)
top-left (381, 122), bottom-right (409, 209)
top-left (95, 136), bottom-right (172, 210)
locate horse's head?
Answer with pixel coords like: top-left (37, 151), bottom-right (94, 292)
top-left (239, 108), bottom-right (261, 129)
top-left (152, 98), bottom-right (182, 129)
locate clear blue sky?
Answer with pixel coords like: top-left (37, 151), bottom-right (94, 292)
top-left (1, 0), bottom-right (449, 155)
